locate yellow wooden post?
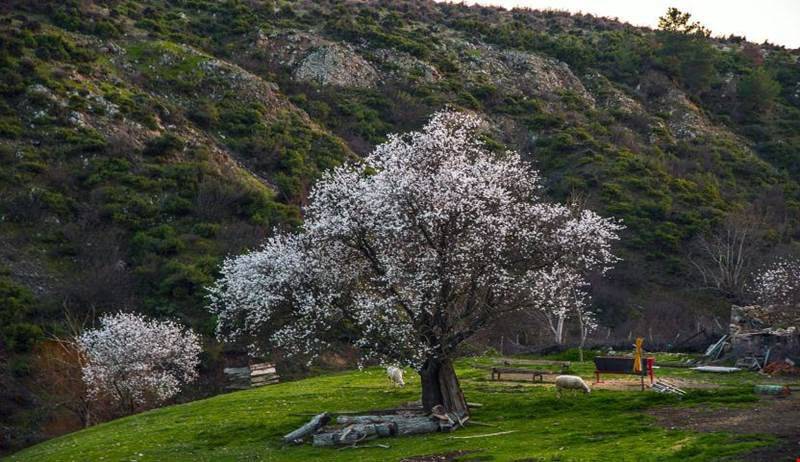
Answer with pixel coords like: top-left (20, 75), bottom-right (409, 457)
top-left (633, 337), bottom-right (644, 374)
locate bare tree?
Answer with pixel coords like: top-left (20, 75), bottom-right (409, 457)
top-left (33, 309), bottom-right (96, 428)
top-left (688, 210), bottom-right (763, 301)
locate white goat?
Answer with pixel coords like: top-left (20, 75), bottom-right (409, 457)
top-left (554, 375), bottom-right (591, 397)
top-left (386, 366), bottom-right (405, 387)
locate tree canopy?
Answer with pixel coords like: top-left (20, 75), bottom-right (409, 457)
top-left (209, 110), bottom-right (622, 413)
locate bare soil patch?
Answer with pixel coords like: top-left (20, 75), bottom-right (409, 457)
top-left (486, 374), bottom-right (720, 391)
top-left (648, 395), bottom-right (800, 461)
top-left (400, 449), bottom-right (481, 461)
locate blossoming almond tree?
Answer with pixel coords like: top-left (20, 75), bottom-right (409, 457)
top-left (209, 110), bottom-right (622, 416)
top-left (573, 288), bottom-right (598, 362)
top-left (527, 265), bottom-right (584, 345)
top-left (77, 312), bottom-right (202, 415)
top-left (527, 263), bottom-right (600, 352)
top-left (750, 258), bottom-right (800, 307)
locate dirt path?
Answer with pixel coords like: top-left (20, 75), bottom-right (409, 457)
top-left (648, 395), bottom-right (800, 461)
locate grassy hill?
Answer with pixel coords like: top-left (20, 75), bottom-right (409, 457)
top-left (6, 358), bottom-right (782, 462)
top-left (2, 0), bottom-right (800, 452)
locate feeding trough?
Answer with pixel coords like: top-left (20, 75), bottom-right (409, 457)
top-left (593, 356), bottom-right (654, 390)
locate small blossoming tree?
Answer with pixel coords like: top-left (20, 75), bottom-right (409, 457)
top-left (527, 265), bottom-right (585, 345)
top-left (527, 265), bottom-right (598, 358)
top-left (77, 312), bottom-right (202, 414)
top-left (750, 258), bottom-right (800, 307)
top-left (573, 288), bottom-right (598, 362)
top-left (209, 111), bottom-right (622, 415)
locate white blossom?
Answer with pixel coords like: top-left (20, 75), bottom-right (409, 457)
top-left (750, 258), bottom-right (800, 307)
top-left (77, 312), bottom-right (202, 412)
top-left (208, 110), bottom-right (623, 371)
top-left (525, 265), bottom-right (590, 344)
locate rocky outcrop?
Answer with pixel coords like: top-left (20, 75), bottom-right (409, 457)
top-left (636, 71), bottom-right (718, 141)
top-left (446, 38), bottom-right (594, 105)
top-left (294, 44), bottom-right (379, 88)
top-left (583, 72), bottom-right (644, 116)
top-left (371, 48), bottom-right (441, 83)
top-left (259, 31), bottom-right (379, 89)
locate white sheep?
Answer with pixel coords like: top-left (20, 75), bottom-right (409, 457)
top-left (386, 366), bottom-right (405, 387)
top-left (554, 375), bottom-right (591, 397)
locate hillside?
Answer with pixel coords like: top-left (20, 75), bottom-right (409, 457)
top-left (5, 360), bottom-right (787, 461)
top-left (1, 0), bottom-right (800, 452)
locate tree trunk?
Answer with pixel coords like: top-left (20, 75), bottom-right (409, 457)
top-left (419, 358), bottom-right (468, 416)
top-left (555, 315), bottom-right (565, 345)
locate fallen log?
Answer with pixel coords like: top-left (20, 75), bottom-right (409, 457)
top-left (337, 415), bottom-right (411, 425)
top-left (395, 417), bottom-right (441, 436)
top-left (336, 415), bottom-right (441, 435)
top-left (283, 412), bottom-right (331, 444)
top-left (312, 423), bottom-right (396, 447)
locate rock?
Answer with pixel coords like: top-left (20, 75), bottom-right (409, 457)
top-left (636, 71), bottom-right (714, 141)
top-left (372, 48), bottom-right (441, 83)
top-left (255, 28), bottom-right (270, 48)
top-left (68, 111), bottom-right (88, 127)
top-left (443, 38), bottom-right (595, 106)
top-left (88, 94), bottom-right (120, 116)
top-left (294, 44), bottom-right (379, 88)
top-left (584, 72), bottom-right (644, 116)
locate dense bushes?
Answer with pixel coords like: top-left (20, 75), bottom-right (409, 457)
top-left (737, 68), bottom-right (782, 117)
top-left (0, 276), bottom-right (42, 353)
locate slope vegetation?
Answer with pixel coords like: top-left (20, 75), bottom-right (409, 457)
top-left (1, 0), bottom-right (799, 452)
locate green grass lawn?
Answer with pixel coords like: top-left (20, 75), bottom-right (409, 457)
top-left (6, 357), bottom-right (783, 462)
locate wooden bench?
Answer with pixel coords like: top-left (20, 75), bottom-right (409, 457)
top-left (593, 356), bottom-right (654, 391)
top-left (490, 367), bottom-right (546, 382)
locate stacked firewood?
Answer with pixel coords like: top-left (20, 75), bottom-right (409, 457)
top-left (223, 362), bottom-right (279, 391)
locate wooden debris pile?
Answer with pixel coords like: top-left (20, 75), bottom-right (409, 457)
top-left (728, 305), bottom-right (799, 365)
top-left (762, 359), bottom-right (800, 376)
top-left (282, 404), bottom-right (480, 448)
top-left (250, 363), bottom-right (280, 386)
top-left (224, 362), bottom-right (279, 391)
top-left (651, 379), bottom-right (686, 396)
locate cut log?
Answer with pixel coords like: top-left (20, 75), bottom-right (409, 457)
top-left (282, 412), bottom-right (331, 444)
top-left (335, 415), bottom-right (441, 435)
top-left (312, 423), bottom-right (396, 447)
top-left (394, 417), bottom-right (441, 436)
top-left (337, 415), bottom-right (414, 425)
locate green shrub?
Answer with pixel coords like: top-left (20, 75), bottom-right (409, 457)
top-left (192, 223), bottom-right (220, 238)
top-left (143, 134), bottom-right (184, 157)
top-left (131, 225), bottom-right (185, 257)
top-left (737, 68), bottom-right (781, 117)
top-left (0, 117), bottom-right (22, 138)
top-left (187, 101), bottom-right (219, 128)
top-left (0, 277), bottom-right (43, 353)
